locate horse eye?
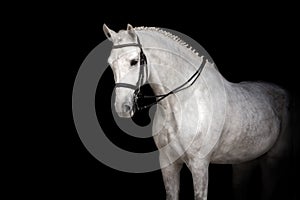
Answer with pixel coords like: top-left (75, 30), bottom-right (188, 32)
top-left (130, 59), bottom-right (138, 66)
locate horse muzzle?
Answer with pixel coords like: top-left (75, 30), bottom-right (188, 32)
top-left (115, 101), bottom-right (135, 118)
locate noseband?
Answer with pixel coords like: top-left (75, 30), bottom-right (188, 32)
top-left (113, 36), bottom-right (206, 111)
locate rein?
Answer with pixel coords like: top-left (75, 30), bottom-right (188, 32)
top-left (113, 36), bottom-right (205, 111)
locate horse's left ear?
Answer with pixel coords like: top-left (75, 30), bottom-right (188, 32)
top-left (127, 24), bottom-right (136, 37)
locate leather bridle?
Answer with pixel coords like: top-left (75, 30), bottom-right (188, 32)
top-left (113, 36), bottom-right (206, 111)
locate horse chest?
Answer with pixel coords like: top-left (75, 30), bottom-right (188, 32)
top-left (153, 110), bottom-right (186, 150)
top-left (154, 118), bottom-right (179, 149)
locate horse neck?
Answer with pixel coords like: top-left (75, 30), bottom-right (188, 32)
top-left (137, 30), bottom-right (226, 107)
top-left (137, 31), bottom-right (201, 89)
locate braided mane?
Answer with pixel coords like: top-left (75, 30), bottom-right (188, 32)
top-left (134, 26), bottom-right (200, 57)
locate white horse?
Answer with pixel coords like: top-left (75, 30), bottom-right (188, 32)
top-left (103, 24), bottom-right (291, 200)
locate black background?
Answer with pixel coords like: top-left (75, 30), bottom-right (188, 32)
top-left (36, 2), bottom-right (300, 199)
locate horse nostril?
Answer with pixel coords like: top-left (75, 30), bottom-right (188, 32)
top-left (123, 103), bottom-right (132, 113)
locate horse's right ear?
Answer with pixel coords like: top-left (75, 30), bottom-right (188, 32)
top-left (103, 24), bottom-right (116, 42)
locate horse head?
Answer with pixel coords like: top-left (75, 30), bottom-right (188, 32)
top-left (103, 24), bottom-right (148, 117)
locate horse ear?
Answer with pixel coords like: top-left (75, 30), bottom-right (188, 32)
top-left (127, 24), bottom-right (134, 31)
top-left (103, 24), bottom-right (116, 42)
top-left (127, 24), bottom-right (136, 38)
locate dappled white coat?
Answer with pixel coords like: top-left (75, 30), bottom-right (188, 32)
top-left (104, 24), bottom-right (289, 200)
